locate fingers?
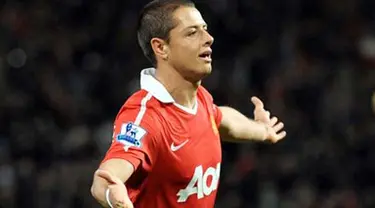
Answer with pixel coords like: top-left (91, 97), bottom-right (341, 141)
top-left (114, 197), bottom-right (133, 208)
top-left (115, 201), bottom-right (131, 208)
top-left (108, 184), bottom-right (133, 208)
top-left (270, 116), bottom-right (278, 126)
top-left (255, 110), bottom-right (270, 122)
top-left (269, 130), bottom-right (286, 143)
top-left (265, 120), bottom-right (286, 143)
top-left (114, 200), bottom-right (132, 208)
top-left (251, 96), bottom-right (264, 109)
top-left (272, 121), bottom-right (284, 133)
top-left (272, 121), bottom-right (285, 142)
top-left (115, 201), bottom-right (125, 208)
top-left (251, 97), bottom-right (287, 143)
top-left (276, 131), bottom-right (287, 141)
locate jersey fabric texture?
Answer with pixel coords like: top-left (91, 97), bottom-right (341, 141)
top-left (101, 68), bottom-right (222, 208)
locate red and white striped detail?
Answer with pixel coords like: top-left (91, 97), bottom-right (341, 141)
top-left (134, 92), bottom-right (153, 125)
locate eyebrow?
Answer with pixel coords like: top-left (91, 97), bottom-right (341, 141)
top-left (184, 24), bottom-right (208, 30)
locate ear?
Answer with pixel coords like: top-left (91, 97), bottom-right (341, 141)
top-left (150, 38), bottom-right (169, 61)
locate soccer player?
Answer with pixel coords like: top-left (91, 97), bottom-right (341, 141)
top-left (90, 0), bottom-right (286, 207)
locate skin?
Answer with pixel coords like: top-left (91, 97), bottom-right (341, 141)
top-left (92, 6), bottom-right (211, 208)
top-left (151, 6), bottom-right (214, 109)
top-left (165, 6), bottom-right (214, 81)
top-left (91, 5), bottom-right (286, 208)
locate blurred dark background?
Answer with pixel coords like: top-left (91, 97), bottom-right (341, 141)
top-left (0, 0), bottom-right (375, 207)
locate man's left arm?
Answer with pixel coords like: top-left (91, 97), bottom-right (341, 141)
top-left (218, 97), bottom-right (286, 143)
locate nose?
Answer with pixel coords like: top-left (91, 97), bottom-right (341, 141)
top-left (204, 30), bottom-right (214, 47)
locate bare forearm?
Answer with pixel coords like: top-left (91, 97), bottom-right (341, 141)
top-left (91, 159), bottom-right (135, 207)
top-left (218, 106), bottom-right (267, 142)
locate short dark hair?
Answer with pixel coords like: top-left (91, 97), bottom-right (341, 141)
top-left (137, 0), bottom-right (195, 66)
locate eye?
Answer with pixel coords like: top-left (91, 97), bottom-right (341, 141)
top-left (187, 30), bottom-right (197, 36)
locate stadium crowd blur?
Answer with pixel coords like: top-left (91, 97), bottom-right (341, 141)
top-left (1, 0), bottom-right (375, 207)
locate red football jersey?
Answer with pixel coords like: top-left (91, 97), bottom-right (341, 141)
top-left (102, 68), bottom-right (222, 208)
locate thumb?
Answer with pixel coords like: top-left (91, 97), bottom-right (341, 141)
top-left (96, 169), bottom-right (120, 184)
top-left (251, 96), bottom-right (264, 109)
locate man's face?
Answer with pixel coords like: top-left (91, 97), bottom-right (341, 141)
top-left (166, 6), bottom-right (214, 81)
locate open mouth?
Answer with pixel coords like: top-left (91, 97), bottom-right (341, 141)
top-left (199, 51), bottom-right (212, 62)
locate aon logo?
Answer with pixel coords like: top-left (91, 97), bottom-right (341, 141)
top-left (177, 163), bottom-right (221, 203)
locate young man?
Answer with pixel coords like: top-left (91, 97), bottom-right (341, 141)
top-left (91, 0), bottom-right (286, 207)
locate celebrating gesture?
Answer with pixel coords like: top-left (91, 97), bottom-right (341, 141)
top-left (91, 1), bottom-right (288, 207)
top-left (251, 96), bottom-right (286, 143)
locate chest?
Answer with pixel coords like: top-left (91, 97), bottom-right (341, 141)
top-left (155, 108), bottom-right (222, 182)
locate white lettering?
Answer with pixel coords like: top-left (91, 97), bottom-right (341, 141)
top-left (177, 163), bottom-right (221, 203)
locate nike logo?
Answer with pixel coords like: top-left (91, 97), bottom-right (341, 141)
top-left (171, 139), bottom-right (189, 152)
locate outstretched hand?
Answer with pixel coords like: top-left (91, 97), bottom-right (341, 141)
top-left (96, 170), bottom-right (134, 208)
top-left (251, 96), bottom-right (286, 143)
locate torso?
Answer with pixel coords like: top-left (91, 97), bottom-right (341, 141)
top-left (129, 87), bottom-right (222, 208)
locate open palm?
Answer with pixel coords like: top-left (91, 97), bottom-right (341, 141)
top-left (251, 96), bottom-right (286, 143)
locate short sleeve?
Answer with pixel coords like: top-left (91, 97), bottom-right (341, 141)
top-left (212, 104), bottom-right (222, 126)
top-left (101, 110), bottom-right (159, 172)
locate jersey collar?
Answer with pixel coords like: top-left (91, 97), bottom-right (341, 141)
top-left (140, 68), bottom-right (198, 115)
top-left (140, 68), bottom-right (175, 103)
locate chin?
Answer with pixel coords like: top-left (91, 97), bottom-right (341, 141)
top-left (180, 64), bottom-right (212, 82)
top-left (197, 65), bottom-right (212, 78)
top-left (202, 63), bottom-right (212, 73)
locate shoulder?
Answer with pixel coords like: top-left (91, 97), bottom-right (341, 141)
top-left (114, 89), bottom-right (163, 135)
top-left (121, 90), bottom-right (155, 110)
top-left (117, 90), bottom-right (160, 116)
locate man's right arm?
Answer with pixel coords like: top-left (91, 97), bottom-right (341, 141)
top-left (91, 104), bottom-right (160, 207)
top-left (91, 158), bottom-right (135, 207)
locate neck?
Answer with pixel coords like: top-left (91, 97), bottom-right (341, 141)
top-left (155, 64), bottom-right (199, 109)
